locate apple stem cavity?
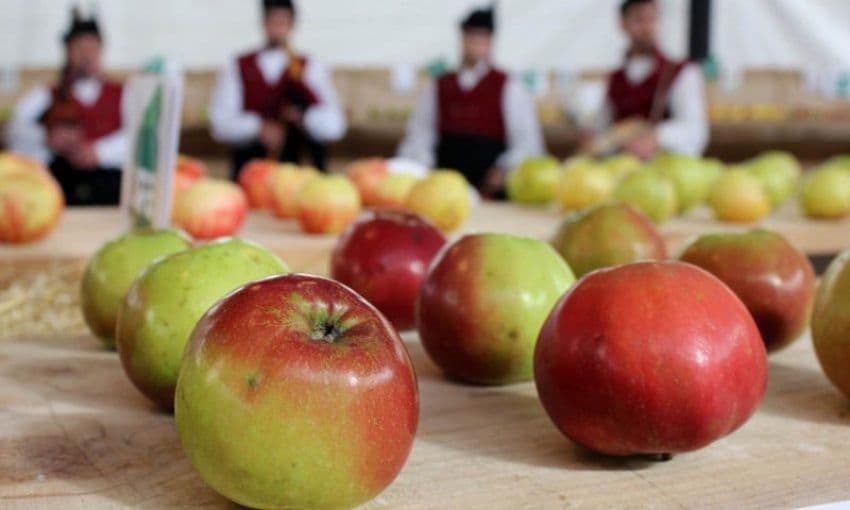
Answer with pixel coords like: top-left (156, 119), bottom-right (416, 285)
top-left (311, 320), bottom-right (343, 344)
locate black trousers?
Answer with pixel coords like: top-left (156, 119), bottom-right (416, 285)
top-left (49, 157), bottom-right (122, 206)
top-left (230, 125), bottom-right (328, 181)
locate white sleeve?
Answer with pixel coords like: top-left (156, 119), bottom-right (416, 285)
top-left (5, 87), bottom-right (53, 165)
top-left (93, 86), bottom-right (128, 169)
top-left (396, 82), bottom-right (437, 168)
top-left (656, 64), bottom-right (709, 156)
top-left (301, 60), bottom-right (347, 143)
top-left (495, 77), bottom-right (545, 170)
top-left (208, 59), bottom-right (263, 145)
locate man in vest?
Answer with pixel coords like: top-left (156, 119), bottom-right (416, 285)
top-left (587, 0), bottom-right (709, 159)
top-left (209, 0), bottom-right (347, 178)
top-left (6, 7), bottom-right (126, 206)
top-left (397, 5), bottom-right (544, 198)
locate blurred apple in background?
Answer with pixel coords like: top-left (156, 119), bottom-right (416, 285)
top-left (346, 158), bottom-right (388, 207)
top-left (680, 229), bottom-right (815, 352)
top-left (81, 230), bottom-right (191, 349)
top-left (552, 203), bottom-right (667, 278)
top-left (267, 164), bottom-right (319, 219)
top-left (799, 167), bottom-right (850, 219)
top-left (417, 233), bottom-right (575, 385)
top-left (506, 156), bottom-right (561, 204)
top-left (331, 211), bottom-right (446, 331)
top-left (175, 274), bottom-right (417, 510)
top-left (116, 239), bottom-right (288, 409)
top-left (535, 262), bottom-right (767, 457)
top-left (238, 159), bottom-right (278, 210)
top-left (406, 170), bottom-right (471, 231)
top-left (602, 154), bottom-right (642, 181)
top-left (172, 179), bottom-right (248, 240)
top-left (0, 167), bottom-right (64, 244)
top-left (822, 155), bottom-right (850, 172)
top-left (371, 173), bottom-right (419, 209)
top-left (614, 169), bottom-right (678, 224)
top-left (556, 160), bottom-right (617, 210)
top-left (0, 152), bottom-right (48, 179)
top-left (709, 167), bottom-right (771, 223)
top-left (296, 175), bottom-right (361, 234)
top-left (746, 151), bottom-right (801, 207)
top-left (173, 155), bottom-right (207, 196)
top-left (649, 153), bottom-right (715, 212)
top-left (812, 250), bottom-right (850, 400)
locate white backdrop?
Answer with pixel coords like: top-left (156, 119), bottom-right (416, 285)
top-left (0, 0), bottom-right (848, 73)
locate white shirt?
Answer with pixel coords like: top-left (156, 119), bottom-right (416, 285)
top-left (594, 55), bottom-right (709, 156)
top-left (397, 62), bottom-right (545, 171)
top-left (5, 78), bottom-right (127, 168)
top-left (209, 47), bottom-right (347, 145)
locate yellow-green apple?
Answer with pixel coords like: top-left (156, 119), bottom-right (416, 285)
top-left (709, 167), bottom-right (771, 223)
top-left (417, 234), bottom-right (575, 384)
top-left (116, 239), bottom-right (288, 409)
top-left (372, 173), bottom-right (419, 209)
top-left (556, 160), bottom-right (617, 211)
top-left (172, 179), bottom-right (248, 240)
top-left (81, 230), bottom-right (191, 349)
top-left (680, 230), bottom-right (815, 352)
top-left (535, 262), bottom-right (767, 457)
top-left (0, 170), bottom-right (64, 244)
top-left (175, 274), bottom-right (418, 510)
top-left (552, 203), bottom-right (667, 278)
top-left (746, 151), bottom-right (801, 207)
top-left (602, 154), bottom-right (642, 181)
top-left (331, 211), bottom-right (447, 331)
top-left (822, 155), bottom-right (850, 172)
top-left (812, 250), bottom-right (850, 399)
top-left (346, 158), bottom-right (388, 207)
top-left (238, 159), bottom-right (278, 210)
top-left (799, 167), bottom-right (850, 219)
top-left (295, 175), bottom-right (361, 235)
top-left (506, 156), bottom-right (561, 204)
top-left (0, 152), bottom-right (48, 178)
top-left (649, 152), bottom-right (714, 212)
top-left (405, 170), bottom-right (471, 231)
top-left (267, 164), bottom-right (319, 219)
top-left (614, 169), bottom-right (678, 223)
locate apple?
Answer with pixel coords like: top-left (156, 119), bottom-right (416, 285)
top-left (556, 160), bottom-right (617, 211)
top-left (812, 250), bottom-right (850, 399)
top-left (602, 154), bottom-right (642, 181)
top-left (709, 167), bottom-right (771, 223)
top-left (172, 179), bottom-right (248, 240)
top-left (405, 170), bottom-right (471, 231)
top-left (0, 170), bottom-right (64, 244)
top-left (173, 155), bottom-right (207, 197)
top-left (372, 173), bottom-right (419, 209)
top-left (267, 164), bottom-right (320, 219)
top-left (552, 203), bottom-right (667, 278)
top-left (346, 158), bottom-right (389, 207)
top-left (649, 153), bottom-right (714, 212)
top-left (331, 211), bottom-right (447, 331)
top-left (238, 159), bottom-right (278, 210)
top-left (745, 151), bottom-right (801, 207)
top-left (506, 156), bottom-right (561, 204)
top-left (81, 230), bottom-right (191, 349)
top-left (175, 274), bottom-right (418, 510)
top-left (822, 155), bottom-right (850, 172)
top-left (116, 238), bottom-right (288, 409)
top-left (799, 167), bottom-right (850, 219)
top-left (417, 233), bottom-right (575, 385)
top-left (0, 152), bottom-right (48, 179)
top-left (614, 169), bottom-right (678, 224)
top-left (535, 261), bottom-right (767, 457)
top-left (295, 175), bottom-right (362, 234)
top-left (680, 229), bottom-right (815, 352)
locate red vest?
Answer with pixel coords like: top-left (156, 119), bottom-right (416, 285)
top-left (437, 68), bottom-right (507, 142)
top-left (47, 80), bottom-right (123, 142)
top-left (606, 51), bottom-right (687, 123)
top-left (237, 51), bottom-right (319, 120)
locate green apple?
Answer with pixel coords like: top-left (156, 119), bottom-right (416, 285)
top-left (614, 169), bottom-right (679, 224)
top-left (709, 167), bottom-right (772, 223)
top-left (822, 155), bottom-right (850, 172)
top-left (602, 154), bottom-right (642, 181)
top-left (649, 153), bottom-right (715, 212)
top-left (81, 230), bottom-right (191, 349)
top-left (507, 156), bottom-right (561, 204)
top-left (556, 161), bottom-right (617, 211)
top-left (116, 239), bottom-right (289, 409)
top-left (812, 250), bottom-right (850, 400)
top-left (800, 168), bottom-right (850, 219)
top-left (746, 151), bottom-right (802, 207)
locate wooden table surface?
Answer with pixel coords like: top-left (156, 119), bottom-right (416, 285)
top-left (2, 203), bottom-right (850, 509)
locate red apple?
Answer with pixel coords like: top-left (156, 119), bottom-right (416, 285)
top-left (0, 168), bottom-right (64, 244)
top-left (535, 262), bottom-right (767, 457)
top-left (175, 274), bottom-right (418, 510)
top-left (680, 230), bottom-right (815, 352)
top-left (331, 211), bottom-right (447, 330)
top-left (346, 158), bottom-right (388, 207)
top-left (296, 175), bottom-right (361, 235)
top-left (238, 159), bottom-right (277, 210)
top-left (173, 155), bottom-right (207, 196)
top-left (172, 179), bottom-right (247, 240)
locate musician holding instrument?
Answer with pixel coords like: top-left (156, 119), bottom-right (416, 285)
top-left (5, 7), bottom-right (126, 206)
top-left (209, 0), bottom-right (347, 178)
top-left (584, 0), bottom-right (709, 160)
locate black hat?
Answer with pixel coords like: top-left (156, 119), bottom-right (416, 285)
top-left (62, 6), bottom-right (101, 44)
top-left (461, 4), bottom-right (496, 33)
top-left (620, 0), bottom-right (655, 16)
top-left (263, 0), bottom-right (296, 13)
